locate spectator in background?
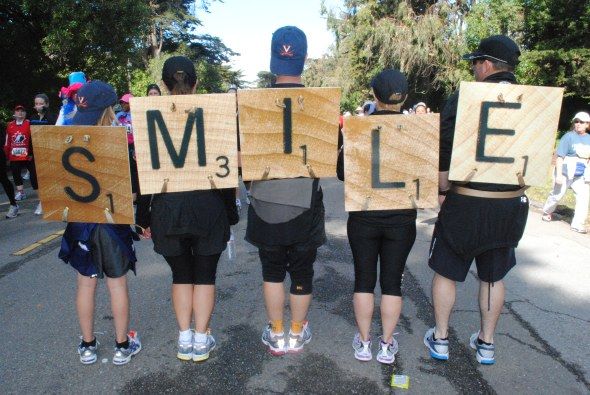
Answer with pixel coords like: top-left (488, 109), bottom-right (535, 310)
top-left (0, 125), bottom-right (18, 218)
top-left (542, 111), bottom-right (590, 233)
top-left (4, 105), bottom-right (41, 215)
top-left (56, 71), bottom-right (86, 126)
top-left (363, 101), bottom-right (376, 116)
top-left (30, 93), bottom-right (57, 126)
top-left (146, 84), bottom-right (161, 96)
top-left (413, 102), bottom-right (427, 115)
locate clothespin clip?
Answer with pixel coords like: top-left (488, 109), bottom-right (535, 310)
top-left (208, 175), bottom-right (217, 189)
top-left (262, 166), bottom-right (270, 180)
top-left (104, 208), bottom-right (115, 224)
top-left (362, 196), bottom-right (372, 211)
top-left (83, 135), bottom-right (90, 143)
top-left (62, 207), bottom-right (69, 222)
top-left (464, 168), bottom-right (478, 183)
top-left (184, 106), bottom-right (197, 114)
top-left (306, 164), bottom-right (316, 179)
top-left (170, 103), bottom-right (176, 112)
top-left (297, 95), bottom-right (304, 111)
top-left (497, 93), bottom-right (505, 103)
top-left (408, 194), bottom-right (419, 209)
top-left (275, 99), bottom-right (286, 108)
top-left (64, 135), bottom-right (73, 144)
top-left (161, 178), bottom-right (169, 193)
top-left (517, 94), bottom-right (523, 103)
top-left (516, 172), bottom-right (526, 188)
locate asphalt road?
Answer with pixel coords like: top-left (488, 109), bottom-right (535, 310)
top-left (0, 180), bottom-right (588, 394)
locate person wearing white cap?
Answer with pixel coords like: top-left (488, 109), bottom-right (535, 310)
top-left (542, 111), bottom-right (590, 233)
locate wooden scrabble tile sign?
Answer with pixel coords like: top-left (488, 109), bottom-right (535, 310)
top-left (31, 126), bottom-right (134, 224)
top-left (344, 114), bottom-right (439, 211)
top-left (131, 93), bottom-right (239, 194)
top-left (449, 82), bottom-right (564, 186)
top-left (238, 87), bottom-right (340, 181)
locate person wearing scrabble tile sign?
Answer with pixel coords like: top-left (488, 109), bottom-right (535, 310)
top-left (424, 35), bottom-right (530, 366)
top-left (336, 69), bottom-right (416, 365)
top-left (246, 26), bottom-right (326, 356)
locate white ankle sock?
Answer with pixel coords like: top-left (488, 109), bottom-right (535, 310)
top-left (194, 331), bottom-right (208, 343)
top-left (179, 329), bottom-right (192, 343)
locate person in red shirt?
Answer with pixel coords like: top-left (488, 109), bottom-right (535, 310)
top-left (4, 105), bottom-right (40, 214)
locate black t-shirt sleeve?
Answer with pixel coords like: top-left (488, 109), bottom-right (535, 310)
top-left (439, 91), bottom-right (459, 172)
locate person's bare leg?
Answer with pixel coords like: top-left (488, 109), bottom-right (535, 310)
top-left (263, 282), bottom-right (285, 322)
top-left (289, 293), bottom-right (312, 323)
top-left (432, 273), bottom-right (456, 339)
top-left (172, 284), bottom-right (193, 331)
top-left (478, 280), bottom-right (505, 343)
top-left (353, 292), bottom-right (374, 341)
top-left (193, 285), bottom-right (215, 333)
top-left (380, 295), bottom-right (402, 343)
top-left (106, 276), bottom-right (130, 343)
top-left (76, 274), bottom-right (98, 342)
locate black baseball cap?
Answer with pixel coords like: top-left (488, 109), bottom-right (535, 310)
top-left (462, 35), bottom-right (521, 67)
top-left (72, 80), bottom-right (117, 126)
top-left (162, 56), bottom-right (197, 90)
top-left (371, 69), bottom-right (408, 105)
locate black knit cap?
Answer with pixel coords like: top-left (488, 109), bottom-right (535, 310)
top-left (162, 56), bottom-right (197, 90)
top-left (371, 69), bottom-right (408, 105)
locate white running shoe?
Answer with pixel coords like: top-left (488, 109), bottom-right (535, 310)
top-left (376, 336), bottom-right (399, 364)
top-left (34, 202), bottom-right (43, 215)
top-left (5, 204), bottom-right (18, 219)
top-left (352, 333), bottom-right (372, 361)
top-left (14, 191), bottom-right (26, 201)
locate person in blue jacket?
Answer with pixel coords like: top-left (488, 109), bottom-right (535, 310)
top-left (58, 80), bottom-right (142, 366)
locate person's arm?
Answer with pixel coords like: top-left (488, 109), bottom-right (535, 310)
top-left (336, 125), bottom-right (344, 181)
top-left (135, 193), bottom-right (152, 237)
top-left (438, 92), bottom-right (458, 205)
top-left (554, 133), bottom-right (570, 184)
top-left (554, 156), bottom-right (565, 184)
top-left (4, 125), bottom-right (10, 157)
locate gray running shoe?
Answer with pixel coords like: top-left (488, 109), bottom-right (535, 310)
top-left (177, 340), bottom-right (193, 361)
top-left (78, 340), bottom-right (98, 365)
top-left (113, 331), bottom-right (142, 365)
top-left (469, 331), bottom-right (495, 365)
top-left (287, 321), bottom-right (312, 353)
top-left (261, 324), bottom-right (287, 356)
top-left (5, 204), bottom-right (18, 219)
top-left (376, 336), bottom-right (399, 364)
top-left (34, 202), bottom-right (42, 215)
top-left (352, 332), bottom-right (372, 361)
top-left (193, 332), bottom-right (216, 362)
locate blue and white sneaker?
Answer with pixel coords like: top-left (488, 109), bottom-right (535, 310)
top-left (193, 331), bottom-right (216, 362)
top-left (78, 340), bottom-right (99, 365)
top-left (424, 327), bottom-right (449, 360)
top-left (177, 332), bottom-right (193, 361)
top-left (113, 331), bottom-right (142, 365)
top-left (469, 331), bottom-right (495, 365)
top-left (352, 333), bottom-right (372, 361)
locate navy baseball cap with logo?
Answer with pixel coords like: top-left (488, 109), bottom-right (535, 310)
top-left (462, 35), bottom-right (521, 67)
top-left (72, 80), bottom-right (117, 126)
top-left (270, 26), bottom-right (307, 76)
top-left (371, 69), bottom-right (408, 105)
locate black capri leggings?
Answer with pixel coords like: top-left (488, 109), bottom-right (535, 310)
top-left (10, 160), bottom-right (38, 189)
top-left (164, 252), bottom-right (221, 285)
top-left (259, 245), bottom-right (316, 295)
top-left (347, 218), bottom-right (416, 296)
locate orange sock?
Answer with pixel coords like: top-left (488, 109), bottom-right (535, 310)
top-left (291, 320), bottom-right (304, 334)
top-left (271, 320), bottom-right (283, 334)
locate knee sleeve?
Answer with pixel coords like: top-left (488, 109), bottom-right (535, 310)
top-left (192, 253), bottom-right (220, 285)
top-left (164, 254), bottom-right (194, 284)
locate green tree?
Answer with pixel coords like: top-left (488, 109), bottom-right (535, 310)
top-left (255, 71), bottom-right (276, 88)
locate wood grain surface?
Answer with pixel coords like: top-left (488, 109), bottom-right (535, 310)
top-left (238, 87), bottom-right (340, 181)
top-left (32, 126), bottom-right (134, 224)
top-left (449, 82), bottom-right (564, 186)
top-left (344, 114), bottom-right (439, 211)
